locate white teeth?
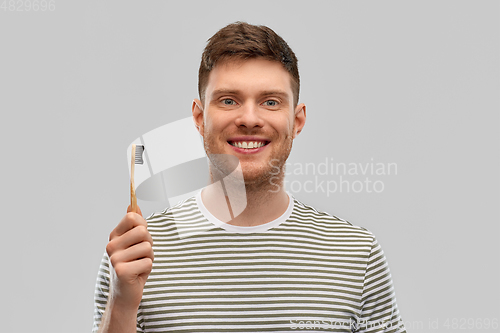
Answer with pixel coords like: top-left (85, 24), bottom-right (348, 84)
top-left (231, 141), bottom-right (266, 149)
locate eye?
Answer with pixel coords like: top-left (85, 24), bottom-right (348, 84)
top-left (263, 100), bottom-right (279, 107)
top-left (222, 98), bottom-right (236, 105)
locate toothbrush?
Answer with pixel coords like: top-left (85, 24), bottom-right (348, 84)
top-left (130, 144), bottom-right (145, 213)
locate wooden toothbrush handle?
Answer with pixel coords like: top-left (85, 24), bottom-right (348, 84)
top-left (130, 144), bottom-right (137, 213)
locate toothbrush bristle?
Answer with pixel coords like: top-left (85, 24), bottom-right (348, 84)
top-left (135, 145), bottom-right (145, 164)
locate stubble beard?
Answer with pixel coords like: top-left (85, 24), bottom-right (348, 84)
top-left (203, 131), bottom-right (293, 195)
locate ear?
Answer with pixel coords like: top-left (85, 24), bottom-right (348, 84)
top-left (192, 99), bottom-right (204, 137)
top-left (293, 103), bottom-right (306, 138)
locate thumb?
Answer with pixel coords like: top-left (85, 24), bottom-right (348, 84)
top-left (127, 204), bottom-right (143, 217)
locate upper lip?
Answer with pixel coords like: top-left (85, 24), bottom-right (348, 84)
top-left (227, 136), bottom-right (270, 143)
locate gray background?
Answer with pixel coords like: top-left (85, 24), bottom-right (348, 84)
top-left (1, 1), bottom-right (498, 332)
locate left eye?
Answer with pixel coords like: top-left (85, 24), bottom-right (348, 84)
top-left (263, 100), bottom-right (278, 106)
top-left (222, 99), bottom-right (236, 105)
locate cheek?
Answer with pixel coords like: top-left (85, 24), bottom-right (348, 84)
top-left (205, 115), bottom-right (230, 132)
top-left (203, 119), bottom-right (217, 137)
top-left (203, 120), bottom-right (227, 143)
top-left (280, 117), bottom-right (295, 136)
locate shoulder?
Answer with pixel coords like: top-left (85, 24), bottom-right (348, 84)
top-left (144, 196), bottom-right (214, 238)
top-left (288, 196), bottom-right (375, 241)
top-left (145, 195), bottom-right (203, 226)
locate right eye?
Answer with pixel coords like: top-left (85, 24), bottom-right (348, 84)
top-left (222, 99), bottom-right (236, 105)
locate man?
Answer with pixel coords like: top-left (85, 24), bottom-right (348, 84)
top-left (94, 22), bottom-right (406, 332)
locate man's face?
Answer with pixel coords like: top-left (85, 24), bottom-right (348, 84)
top-left (193, 58), bottom-right (306, 187)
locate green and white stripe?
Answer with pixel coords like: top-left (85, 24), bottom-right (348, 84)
top-left (93, 193), bottom-right (406, 332)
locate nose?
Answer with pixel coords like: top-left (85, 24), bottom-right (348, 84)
top-left (234, 102), bottom-right (265, 129)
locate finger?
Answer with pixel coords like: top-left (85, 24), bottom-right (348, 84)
top-left (113, 257), bottom-right (154, 282)
top-left (107, 225), bottom-right (153, 255)
top-left (109, 241), bottom-right (154, 267)
top-left (110, 212), bottom-right (148, 239)
top-left (127, 204), bottom-right (143, 217)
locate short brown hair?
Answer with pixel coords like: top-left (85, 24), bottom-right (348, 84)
top-left (198, 22), bottom-right (300, 107)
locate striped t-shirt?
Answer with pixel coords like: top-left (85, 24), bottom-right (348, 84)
top-left (93, 192), bottom-right (406, 332)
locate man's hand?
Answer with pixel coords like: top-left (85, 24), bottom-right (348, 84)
top-left (106, 205), bottom-right (154, 310)
top-left (98, 205), bottom-right (154, 333)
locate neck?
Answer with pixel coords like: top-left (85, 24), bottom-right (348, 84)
top-left (201, 167), bottom-right (289, 227)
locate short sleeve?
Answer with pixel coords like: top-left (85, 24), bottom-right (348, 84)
top-left (92, 252), bottom-right (144, 333)
top-left (356, 238), bottom-right (406, 333)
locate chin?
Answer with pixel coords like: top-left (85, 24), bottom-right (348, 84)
top-left (241, 166), bottom-right (276, 185)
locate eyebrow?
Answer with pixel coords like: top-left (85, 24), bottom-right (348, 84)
top-left (210, 89), bottom-right (239, 98)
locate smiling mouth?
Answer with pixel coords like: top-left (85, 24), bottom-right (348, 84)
top-left (228, 141), bottom-right (270, 149)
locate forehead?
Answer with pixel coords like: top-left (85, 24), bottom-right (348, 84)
top-left (205, 58), bottom-right (294, 99)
